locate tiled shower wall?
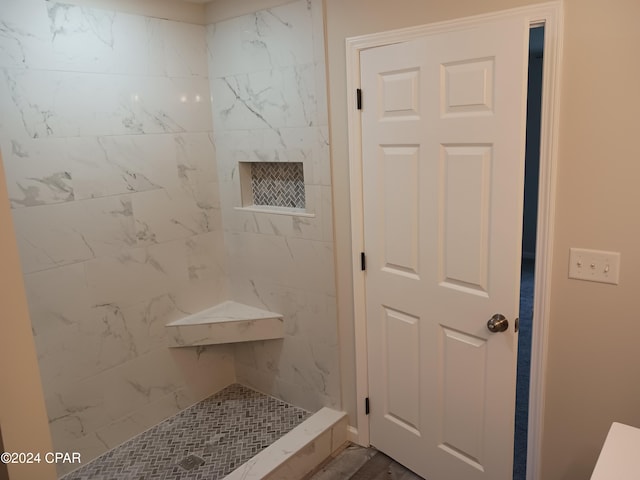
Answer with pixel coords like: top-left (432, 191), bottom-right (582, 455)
top-left (208, 0), bottom-right (340, 412)
top-left (0, 0), bottom-right (233, 471)
top-left (0, 0), bottom-right (339, 473)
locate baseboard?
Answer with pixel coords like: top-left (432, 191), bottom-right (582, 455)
top-left (347, 425), bottom-right (359, 444)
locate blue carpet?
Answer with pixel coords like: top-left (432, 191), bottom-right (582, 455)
top-left (514, 259), bottom-right (534, 480)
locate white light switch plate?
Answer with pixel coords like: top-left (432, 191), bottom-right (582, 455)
top-left (568, 248), bottom-right (621, 285)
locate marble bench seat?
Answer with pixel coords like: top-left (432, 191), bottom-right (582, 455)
top-left (166, 301), bottom-right (284, 347)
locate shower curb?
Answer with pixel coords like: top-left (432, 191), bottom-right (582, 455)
top-left (223, 407), bottom-right (348, 480)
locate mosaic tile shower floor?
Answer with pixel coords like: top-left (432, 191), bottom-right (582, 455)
top-left (61, 384), bottom-right (311, 480)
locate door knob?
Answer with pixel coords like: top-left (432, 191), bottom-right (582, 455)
top-left (487, 314), bottom-right (509, 333)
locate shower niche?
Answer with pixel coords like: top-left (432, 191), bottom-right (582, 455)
top-left (237, 161), bottom-right (313, 216)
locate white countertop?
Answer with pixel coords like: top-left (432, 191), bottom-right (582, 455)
top-left (591, 422), bottom-right (640, 480)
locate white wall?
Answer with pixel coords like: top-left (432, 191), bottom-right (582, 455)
top-left (207, 0), bottom-right (341, 412)
top-left (0, 0), bottom-right (234, 473)
top-left (542, 1), bottom-right (640, 477)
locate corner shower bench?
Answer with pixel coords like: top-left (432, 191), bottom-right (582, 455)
top-left (165, 301), bottom-right (284, 347)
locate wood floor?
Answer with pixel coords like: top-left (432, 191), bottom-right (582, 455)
top-left (307, 444), bottom-right (425, 480)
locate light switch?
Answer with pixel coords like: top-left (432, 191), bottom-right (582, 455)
top-left (568, 248), bottom-right (621, 285)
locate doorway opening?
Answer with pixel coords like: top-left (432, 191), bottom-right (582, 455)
top-left (346, 4), bottom-right (562, 479)
top-left (514, 25), bottom-right (544, 480)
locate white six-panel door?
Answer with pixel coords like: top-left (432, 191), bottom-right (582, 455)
top-left (362, 15), bottom-right (529, 480)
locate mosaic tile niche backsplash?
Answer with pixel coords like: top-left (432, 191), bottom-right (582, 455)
top-left (250, 162), bottom-right (305, 209)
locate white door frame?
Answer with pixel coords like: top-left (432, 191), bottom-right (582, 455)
top-left (345, 3), bottom-right (563, 480)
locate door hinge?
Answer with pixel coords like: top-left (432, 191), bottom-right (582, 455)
top-left (356, 88), bottom-right (362, 110)
top-left (515, 317), bottom-right (520, 333)
top-left (360, 252), bottom-right (366, 271)
top-left (365, 397), bottom-right (370, 415)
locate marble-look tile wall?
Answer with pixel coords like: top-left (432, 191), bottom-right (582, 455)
top-left (0, 0), bottom-right (233, 472)
top-left (208, 0), bottom-right (340, 412)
